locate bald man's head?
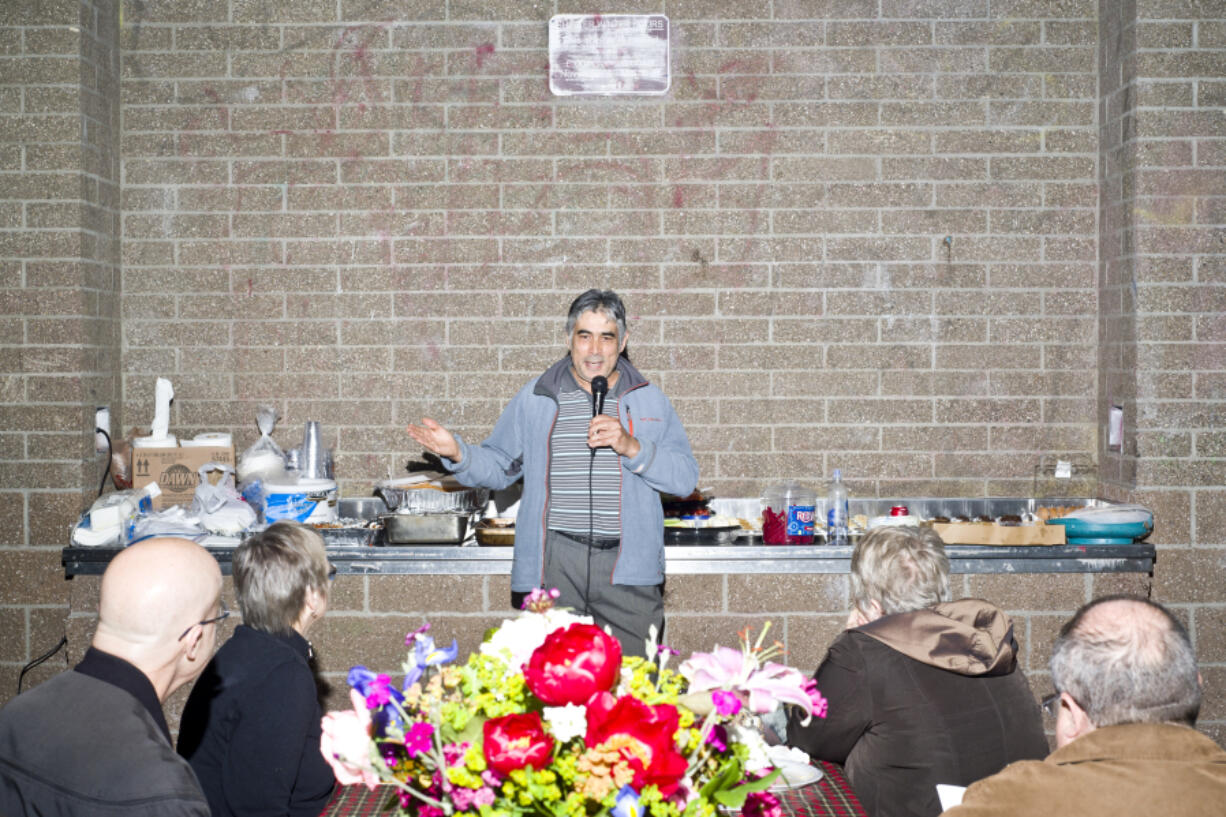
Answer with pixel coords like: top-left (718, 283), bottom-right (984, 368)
top-left (1050, 595), bottom-right (1200, 729)
top-left (93, 538), bottom-right (223, 699)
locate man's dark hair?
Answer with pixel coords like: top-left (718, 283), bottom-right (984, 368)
top-left (565, 289), bottom-right (628, 344)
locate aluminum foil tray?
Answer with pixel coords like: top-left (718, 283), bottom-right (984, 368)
top-left (375, 482), bottom-right (489, 515)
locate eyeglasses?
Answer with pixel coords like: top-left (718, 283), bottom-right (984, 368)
top-left (1042, 690), bottom-right (1084, 719)
top-left (178, 598), bottom-right (231, 641)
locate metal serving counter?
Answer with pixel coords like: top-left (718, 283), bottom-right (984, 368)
top-left (62, 541), bottom-right (1155, 577)
top-left (61, 496), bottom-right (1155, 577)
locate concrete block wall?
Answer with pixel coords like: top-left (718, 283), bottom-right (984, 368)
top-left (116, 1), bottom-right (1099, 503)
top-left (1096, 0), bottom-right (1226, 744)
top-left (0, 0), bottom-right (121, 695)
top-left (0, 0), bottom-right (1222, 740)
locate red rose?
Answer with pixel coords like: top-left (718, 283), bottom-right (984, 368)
top-left (482, 712), bottom-right (555, 775)
top-left (585, 692), bottom-right (689, 797)
top-left (523, 623), bottom-right (622, 706)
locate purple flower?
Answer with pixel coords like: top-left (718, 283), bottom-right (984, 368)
top-left (704, 723), bottom-right (728, 752)
top-left (451, 785), bottom-right (497, 812)
top-left (404, 622), bottom-right (431, 646)
top-left (402, 635), bottom-right (460, 690)
top-left (346, 666), bottom-right (404, 736)
top-left (404, 722), bottom-right (435, 758)
top-left (711, 690), bottom-right (742, 716)
top-left (365, 674), bottom-right (395, 708)
top-left (804, 679), bottom-right (829, 719)
top-left (743, 791), bottom-right (783, 817)
top-left (451, 787), bottom-right (476, 811)
top-left (523, 587), bottom-right (561, 612)
top-left (612, 784), bottom-right (642, 817)
top-left (443, 741), bottom-right (470, 767)
top-left (347, 665), bottom-right (378, 695)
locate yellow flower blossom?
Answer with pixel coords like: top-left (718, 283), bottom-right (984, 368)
top-left (462, 743), bottom-right (486, 772)
top-left (446, 766), bottom-right (483, 788)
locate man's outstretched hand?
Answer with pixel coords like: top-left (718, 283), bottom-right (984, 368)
top-left (406, 417), bottom-right (461, 462)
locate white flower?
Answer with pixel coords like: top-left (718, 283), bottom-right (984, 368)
top-left (479, 608), bottom-right (593, 670)
top-left (543, 704), bottom-right (588, 743)
top-left (731, 720), bottom-right (773, 772)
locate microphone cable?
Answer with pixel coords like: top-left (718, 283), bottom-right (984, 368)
top-left (585, 376), bottom-right (608, 618)
top-left (586, 442), bottom-right (594, 616)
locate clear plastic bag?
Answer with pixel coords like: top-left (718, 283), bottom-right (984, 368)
top-left (238, 404), bottom-right (287, 484)
top-left (129, 505), bottom-right (207, 542)
top-left (192, 463), bottom-right (256, 535)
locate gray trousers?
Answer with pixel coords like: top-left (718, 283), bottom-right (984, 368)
top-left (540, 528), bottom-right (664, 659)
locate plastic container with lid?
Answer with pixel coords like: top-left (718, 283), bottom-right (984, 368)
top-left (263, 477), bottom-right (338, 524)
top-left (761, 481), bottom-right (818, 545)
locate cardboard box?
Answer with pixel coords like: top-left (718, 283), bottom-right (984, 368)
top-left (930, 522), bottom-right (1066, 547)
top-left (131, 444), bottom-right (236, 510)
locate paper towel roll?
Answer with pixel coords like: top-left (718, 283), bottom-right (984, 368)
top-left (150, 377), bottom-right (174, 440)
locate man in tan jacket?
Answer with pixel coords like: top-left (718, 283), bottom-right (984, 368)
top-left (943, 595), bottom-right (1226, 817)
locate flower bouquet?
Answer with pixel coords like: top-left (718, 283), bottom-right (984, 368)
top-left (320, 590), bottom-right (827, 817)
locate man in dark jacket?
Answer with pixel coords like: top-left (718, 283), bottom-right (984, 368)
top-left (0, 537), bottom-right (222, 817)
top-left (787, 526), bottom-right (1047, 817)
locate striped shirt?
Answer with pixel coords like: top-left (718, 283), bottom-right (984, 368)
top-left (548, 381), bottom-right (622, 537)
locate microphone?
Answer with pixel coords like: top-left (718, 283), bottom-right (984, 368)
top-left (589, 376), bottom-right (608, 459)
top-left (591, 376), bottom-right (608, 418)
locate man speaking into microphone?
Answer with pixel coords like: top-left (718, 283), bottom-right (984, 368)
top-left (406, 290), bottom-right (698, 656)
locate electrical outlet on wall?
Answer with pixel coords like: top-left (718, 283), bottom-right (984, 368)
top-left (95, 406), bottom-right (110, 453)
top-left (1108, 405), bottom-right (1123, 451)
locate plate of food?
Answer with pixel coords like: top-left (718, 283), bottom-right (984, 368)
top-left (770, 763), bottom-right (823, 791)
top-left (766, 746), bottom-right (823, 791)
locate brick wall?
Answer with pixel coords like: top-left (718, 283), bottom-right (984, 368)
top-left (117, 1), bottom-right (1099, 502)
top-left (0, 0), bottom-right (121, 695)
top-left (0, 0), bottom-right (1223, 739)
top-left (1095, 0), bottom-right (1226, 743)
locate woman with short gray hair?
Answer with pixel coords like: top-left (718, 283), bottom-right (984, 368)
top-left (178, 522), bottom-right (335, 817)
top-left (787, 526), bottom-right (1047, 817)
top-left (849, 525), bottom-right (951, 625)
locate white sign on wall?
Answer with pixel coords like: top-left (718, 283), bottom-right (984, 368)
top-left (549, 14), bottom-right (671, 96)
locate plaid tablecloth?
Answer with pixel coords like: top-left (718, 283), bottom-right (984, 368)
top-left (323, 761), bottom-right (866, 817)
top-left (777, 761), bottom-right (866, 817)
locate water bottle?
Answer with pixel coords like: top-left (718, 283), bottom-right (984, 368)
top-left (827, 469), bottom-right (849, 546)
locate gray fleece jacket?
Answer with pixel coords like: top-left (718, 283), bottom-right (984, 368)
top-left (446, 356), bottom-right (698, 591)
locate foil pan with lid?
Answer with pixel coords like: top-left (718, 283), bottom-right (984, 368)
top-left (374, 473), bottom-right (489, 515)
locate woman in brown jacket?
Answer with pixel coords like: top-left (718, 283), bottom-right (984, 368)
top-left (786, 527), bottom-right (1048, 817)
